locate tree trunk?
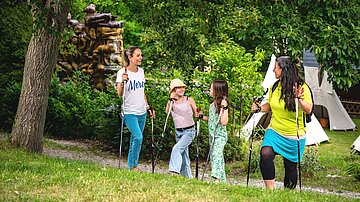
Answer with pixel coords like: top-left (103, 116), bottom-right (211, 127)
top-left (11, 0), bottom-right (71, 153)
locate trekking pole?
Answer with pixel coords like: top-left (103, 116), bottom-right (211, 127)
top-left (118, 70), bottom-right (128, 168)
top-left (296, 97), bottom-right (302, 191)
top-left (201, 109), bottom-right (223, 181)
top-left (246, 109), bottom-right (256, 187)
top-left (195, 108), bottom-right (203, 179)
top-left (150, 106), bottom-right (155, 173)
top-left (153, 99), bottom-right (174, 172)
top-left (246, 100), bottom-right (260, 186)
top-left (247, 91), bottom-right (267, 186)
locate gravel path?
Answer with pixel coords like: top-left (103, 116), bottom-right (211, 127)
top-left (44, 139), bottom-right (360, 199)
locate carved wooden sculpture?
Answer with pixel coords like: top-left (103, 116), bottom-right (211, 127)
top-left (57, 4), bottom-right (124, 90)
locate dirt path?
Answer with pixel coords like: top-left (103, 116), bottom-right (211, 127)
top-left (44, 138), bottom-right (360, 199)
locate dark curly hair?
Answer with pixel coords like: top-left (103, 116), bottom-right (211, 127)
top-left (275, 56), bottom-right (304, 112)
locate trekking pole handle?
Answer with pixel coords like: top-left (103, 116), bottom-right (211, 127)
top-left (196, 107), bottom-right (204, 120)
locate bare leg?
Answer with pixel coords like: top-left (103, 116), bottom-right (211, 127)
top-left (132, 166), bottom-right (139, 172)
top-left (264, 179), bottom-right (275, 189)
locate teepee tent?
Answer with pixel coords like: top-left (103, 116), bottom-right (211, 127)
top-left (241, 54), bottom-right (329, 146)
top-left (303, 50), bottom-right (356, 131)
top-left (351, 135), bottom-right (360, 154)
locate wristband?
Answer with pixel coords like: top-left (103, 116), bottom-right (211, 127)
top-left (198, 114), bottom-right (204, 119)
top-left (221, 105), bottom-right (229, 110)
top-left (256, 106), bottom-right (261, 113)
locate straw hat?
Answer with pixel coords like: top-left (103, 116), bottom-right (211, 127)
top-left (169, 78), bottom-right (187, 93)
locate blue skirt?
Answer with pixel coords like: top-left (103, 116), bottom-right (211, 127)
top-left (262, 128), bottom-right (306, 163)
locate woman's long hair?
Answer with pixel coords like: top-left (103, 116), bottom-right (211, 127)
top-left (122, 46), bottom-right (139, 67)
top-left (276, 56), bottom-right (304, 112)
top-left (212, 79), bottom-right (229, 114)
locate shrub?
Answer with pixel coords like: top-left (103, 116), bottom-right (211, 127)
top-left (46, 72), bottom-right (120, 144)
top-left (346, 162), bottom-right (360, 181)
top-left (0, 71), bottom-right (22, 131)
top-left (301, 147), bottom-right (324, 177)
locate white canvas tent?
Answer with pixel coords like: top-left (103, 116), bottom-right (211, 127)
top-left (303, 50), bottom-right (356, 131)
top-left (241, 54), bottom-right (329, 146)
top-left (352, 136), bottom-right (360, 154)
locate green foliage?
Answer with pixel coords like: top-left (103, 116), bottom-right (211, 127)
top-left (139, 1), bottom-right (230, 74)
top-left (139, 0), bottom-right (359, 89)
top-left (0, 79), bottom-right (22, 131)
top-left (301, 147), bottom-right (324, 177)
top-left (0, 0), bottom-right (32, 73)
top-left (239, 1), bottom-right (360, 90)
top-left (346, 162), bottom-right (360, 181)
top-left (194, 41), bottom-right (265, 130)
top-left (246, 141), bottom-right (261, 174)
top-left (0, 67), bottom-right (23, 131)
top-left (46, 72), bottom-right (120, 144)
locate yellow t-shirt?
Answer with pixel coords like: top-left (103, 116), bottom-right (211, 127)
top-left (268, 82), bottom-right (312, 136)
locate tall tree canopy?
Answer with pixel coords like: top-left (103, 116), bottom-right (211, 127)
top-left (123, 0), bottom-right (360, 89)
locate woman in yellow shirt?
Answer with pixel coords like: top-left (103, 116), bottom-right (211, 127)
top-left (251, 56), bottom-right (313, 189)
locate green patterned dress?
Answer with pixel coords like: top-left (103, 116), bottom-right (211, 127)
top-left (208, 103), bottom-right (228, 181)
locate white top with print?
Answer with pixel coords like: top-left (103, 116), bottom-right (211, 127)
top-left (116, 67), bottom-right (146, 115)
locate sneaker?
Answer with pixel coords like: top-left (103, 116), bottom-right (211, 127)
top-left (169, 171), bottom-right (180, 176)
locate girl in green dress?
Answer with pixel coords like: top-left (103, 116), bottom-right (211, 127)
top-left (202, 79), bottom-right (229, 182)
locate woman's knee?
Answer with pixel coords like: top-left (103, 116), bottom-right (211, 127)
top-left (133, 133), bottom-right (143, 143)
top-left (260, 146), bottom-right (275, 161)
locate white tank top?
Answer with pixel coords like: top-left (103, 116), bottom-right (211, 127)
top-left (171, 96), bottom-right (195, 129)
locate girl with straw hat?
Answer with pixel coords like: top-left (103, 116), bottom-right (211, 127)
top-left (166, 78), bottom-right (201, 178)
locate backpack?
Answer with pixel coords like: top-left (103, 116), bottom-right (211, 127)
top-left (271, 80), bottom-right (314, 124)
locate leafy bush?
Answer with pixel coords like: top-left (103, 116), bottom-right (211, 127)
top-left (0, 1), bottom-right (31, 73)
top-left (46, 72), bottom-right (120, 144)
top-left (301, 147), bottom-right (324, 177)
top-left (0, 80), bottom-right (22, 131)
top-left (346, 162), bottom-right (360, 181)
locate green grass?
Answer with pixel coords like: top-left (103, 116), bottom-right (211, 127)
top-left (0, 142), bottom-right (356, 201)
top-left (1, 119), bottom-right (359, 201)
top-left (231, 119), bottom-right (360, 193)
top-left (304, 119), bottom-right (360, 191)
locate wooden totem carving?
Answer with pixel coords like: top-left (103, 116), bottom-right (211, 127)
top-left (57, 4), bottom-right (124, 90)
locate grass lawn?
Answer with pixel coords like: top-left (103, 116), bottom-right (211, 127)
top-left (0, 141), bottom-right (357, 202)
top-left (0, 119), bottom-right (359, 201)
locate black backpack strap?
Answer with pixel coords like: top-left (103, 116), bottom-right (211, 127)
top-left (303, 82), bottom-right (314, 124)
top-left (271, 80), bottom-right (280, 93)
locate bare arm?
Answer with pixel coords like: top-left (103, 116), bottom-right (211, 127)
top-left (297, 98), bottom-right (312, 114)
top-left (294, 84), bottom-right (312, 114)
top-left (251, 102), bottom-right (271, 113)
top-left (188, 97), bottom-right (199, 118)
top-left (117, 82), bottom-right (124, 96)
top-left (144, 94), bottom-right (155, 118)
top-left (165, 100), bottom-right (171, 115)
top-left (116, 71), bottom-right (128, 96)
top-left (220, 99), bottom-right (229, 126)
top-left (144, 94), bottom-right (149, 109)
